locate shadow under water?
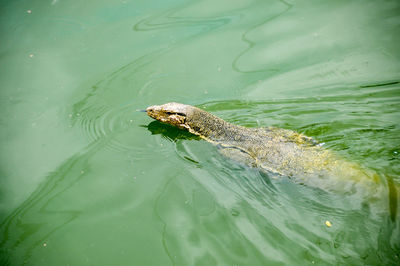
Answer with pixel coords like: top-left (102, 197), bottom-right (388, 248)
top-left (145, 120), bottom-right (201, 142)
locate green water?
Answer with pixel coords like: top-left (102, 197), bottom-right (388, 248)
top-left (1, 0), bottom-right (400, 265)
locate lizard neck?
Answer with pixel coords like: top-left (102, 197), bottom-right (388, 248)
top-left (185, 107), bottom-right (245, 142)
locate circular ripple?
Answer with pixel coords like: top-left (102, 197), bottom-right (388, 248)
top-left (76, 103), bottom-right (141, 152)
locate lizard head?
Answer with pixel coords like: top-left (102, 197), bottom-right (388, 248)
top-left (146, 102), bottom-right (191, 130)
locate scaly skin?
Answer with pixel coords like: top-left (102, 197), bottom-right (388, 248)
top-left (146, 102), bottom-right (381, 193)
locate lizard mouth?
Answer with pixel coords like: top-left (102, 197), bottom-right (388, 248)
top-left (145, 105), bottom-right (161, 120)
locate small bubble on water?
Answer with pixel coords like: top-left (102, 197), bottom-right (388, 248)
top-left (129, 119), bottom-right (133, 123)
top-left (68, 114), bottom-right (73, 118)
top-left (27, 10), bottom-right (32, 14)
top-left (43, 243), bottom-right (47, 247)
top-left (394, 151), bottom-right (398, 155)
top-left (29, 53), bottom-right (34, 58)
top-left (80, 170), bottom-right (85, 174)
top-left (325, 220), bottom-right (332, 227)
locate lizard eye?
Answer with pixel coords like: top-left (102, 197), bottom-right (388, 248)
top-left (165, 111), bottom-right (186, 116)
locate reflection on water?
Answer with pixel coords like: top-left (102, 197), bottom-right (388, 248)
top-left (1, 0), bottom-right (399, 265)
top-left (0, 140), bottom-right (105, 265)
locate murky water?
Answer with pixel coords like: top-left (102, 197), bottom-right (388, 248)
top-left (1, 0), bottom-right (400, 265)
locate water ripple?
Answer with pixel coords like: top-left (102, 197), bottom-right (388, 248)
top-left (0, 140), bottom-right (106, 264)
top-left (73, 103), bottom-right (137, 151)
top-left (133, 10), bottom-right (233, 32)
top-left (232, 0), bottom-right (293, 73)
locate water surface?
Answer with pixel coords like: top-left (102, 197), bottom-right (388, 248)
top-left (1, 0), bottom-right (400, 265)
